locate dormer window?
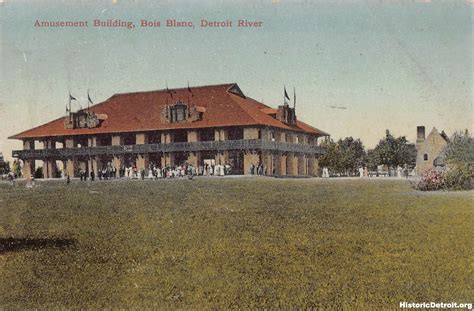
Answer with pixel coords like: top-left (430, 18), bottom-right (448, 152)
top-left (170, 103), bottom-right (187, 123)
top-left (161, 100), bottom-right (206, 124)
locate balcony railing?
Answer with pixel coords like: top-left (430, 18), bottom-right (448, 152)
top-left (12, 139), bottom-right (326, 159)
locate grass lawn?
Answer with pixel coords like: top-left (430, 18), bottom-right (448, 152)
top-left (0, 178), bottom-right (472, 309)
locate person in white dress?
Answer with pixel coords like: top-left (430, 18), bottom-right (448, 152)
top-left (397, 166), bottom-right (403, 178)
top-left (359, 167), bottom-right (364, 178)
top-left (322, 167), bottom-right (328, 178)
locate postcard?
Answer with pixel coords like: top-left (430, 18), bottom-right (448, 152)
top-left (0, 0), bottom-right (472, 309)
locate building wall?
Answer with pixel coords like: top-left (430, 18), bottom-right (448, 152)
top-left (243, 128), bottom-right (259, 140)
top-left (416, 128), bottom-right (448, 175)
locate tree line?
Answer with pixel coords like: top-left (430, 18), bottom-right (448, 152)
top-left (318, 130), bottom-right (417, 176)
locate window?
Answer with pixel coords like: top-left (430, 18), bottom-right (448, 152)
top-left (173, 130), bottom-right (188, 143)
top-left (176, 106), bottom-right (185, 121)
top-left (148, 132), bottom-right (161, 144)
top-left (170, 104), bottom-right (187, 123)
top-left (199, 129), bottom-right (215, 141)
top-left (227, 128), bottom-right (243, 140)
top-left (424, 154), bottom-right (428, 161)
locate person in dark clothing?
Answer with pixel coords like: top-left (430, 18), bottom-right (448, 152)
top-left (90, 171), bottom-right (95, 181)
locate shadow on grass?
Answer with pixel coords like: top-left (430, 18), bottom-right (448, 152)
top-left (0, 237), bottom-right (77, 254)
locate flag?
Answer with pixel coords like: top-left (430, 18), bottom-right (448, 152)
top-left (187, 81), bottom-right (192, 93)
top-left (88, 92), bottom-right (93, 104)
top-left (69, 94), bottom-right (76, 101)
top-left (284, 86), bottom-right (290, 104)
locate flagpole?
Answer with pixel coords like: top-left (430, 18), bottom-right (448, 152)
top-left (68, 91), bottom-right (72, 122)
top-left (293, 87), bottom-right (296, 110)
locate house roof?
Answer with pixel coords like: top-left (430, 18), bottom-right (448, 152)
top-left (9, 83), bottom-right (329, 140)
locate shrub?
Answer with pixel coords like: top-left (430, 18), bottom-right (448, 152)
top-left (415, 168), bottom-right (446, 191)
top-left (445, 162), bottom-right (474, 190)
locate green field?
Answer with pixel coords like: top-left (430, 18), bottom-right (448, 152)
top-left (0, 178), bottom-right (472, 309)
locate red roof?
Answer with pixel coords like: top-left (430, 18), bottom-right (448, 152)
top-left (9, 83), bottom-right (329, 139)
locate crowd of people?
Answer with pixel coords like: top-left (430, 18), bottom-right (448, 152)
top-left (74, 161), bottom-right (271, 181)
top-left (76, 162), bottom-right (235, 181)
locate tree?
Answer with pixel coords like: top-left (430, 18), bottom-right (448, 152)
top-left (443, 130), bottom-right (474, 190)
top-left (445, 130), bottom-right (474, 165)
top-left (337, 137), bottom-right (366, 175)
top-left (318, 139), bottom-right (340, 174)
top-left (365, 149), bottom-right (380, 171)
top-left (372, 130), bottom-right (416, 170)
top-left (319, 137), bottom-right (366, 175)
top-left (0, 161), bottom-right (10, 175)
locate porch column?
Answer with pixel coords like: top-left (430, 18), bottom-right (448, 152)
top-left (273, 153), bottom-right (281, 176)
top-left (308, 157), bottom-right (315, 176)
top-left (87, 136), bottom-right (99, 177)
top-left (64, 138), bottom-right (75, 177)
top-left (111, 135), bottom-right (123, 176)
top-left (22, 140), bottom-right (35, 178)
top-left (312, 157), bottom-right (320, 176)
top-left (298, 154), bottom-right (306, 176)
top-left (287, 153), bottom-right (298, 176)
top-left (214, 129), bottom-right (228, 165)
top-left (161, 132), bottom-right (173, 167)
top-left (187, 130), bottom-right (198, 167)
top-left (43, 139), bottom-right (57, 178)
top-left (279, 153), bottom-right (287, 176)
top-left (136, 133), bottom-right (149, 172)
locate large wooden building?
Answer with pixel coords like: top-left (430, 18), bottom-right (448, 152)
top-left (10, 83), bottom-right (329, 178)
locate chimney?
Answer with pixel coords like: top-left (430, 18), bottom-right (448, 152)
top-left (417, 126), bottom-right (425, 142)
top-left (276, 105), bottom-right (297, 125)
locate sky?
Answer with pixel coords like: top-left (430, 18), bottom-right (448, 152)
top-left (0, 0), bottom-right (472, 162)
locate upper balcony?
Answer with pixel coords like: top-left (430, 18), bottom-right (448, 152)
top-left (12, 139), bottom-right (325, 160)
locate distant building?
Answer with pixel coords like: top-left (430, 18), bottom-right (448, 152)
top-left (9, 83), bottom-right (329, 178)
top-left (415, 126), bottom-right (449, 175)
